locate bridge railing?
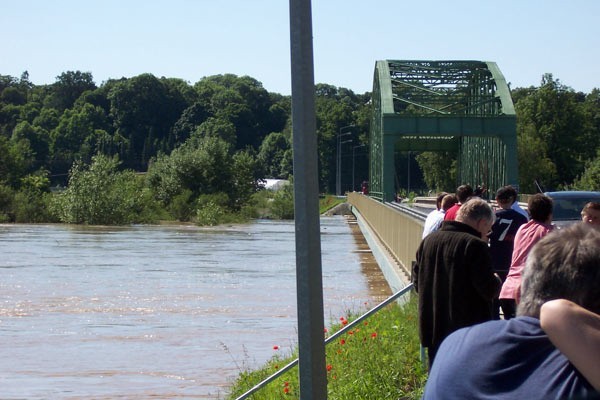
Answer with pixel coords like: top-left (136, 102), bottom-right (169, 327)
top-left (347, 192), bottom-right (425, 279)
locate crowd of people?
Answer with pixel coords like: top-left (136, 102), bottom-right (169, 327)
top-left (414, 184), bottom-right (600, 399)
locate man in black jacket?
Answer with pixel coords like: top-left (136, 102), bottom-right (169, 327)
top-left (413, 197), bottom-right (502, 368)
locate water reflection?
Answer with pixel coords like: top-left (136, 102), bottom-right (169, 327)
top-left (0, 217), bottom-right (389, 398)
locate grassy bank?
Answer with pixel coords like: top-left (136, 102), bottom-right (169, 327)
top-left (226, 295), bottom-right (427, 399)
top-left (319, 195), bottom-right (346, 214)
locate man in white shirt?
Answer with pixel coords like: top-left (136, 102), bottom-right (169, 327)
top-left (422, 193), bottom-right (457, 238)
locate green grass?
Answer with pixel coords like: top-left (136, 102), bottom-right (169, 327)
top-left (226, 295), bottom-right (427, 399)
top-left (319, 195), bottom-right (346, 214)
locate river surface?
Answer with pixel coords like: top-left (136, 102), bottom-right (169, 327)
top-left (0, 217), bottom-right (390, 399)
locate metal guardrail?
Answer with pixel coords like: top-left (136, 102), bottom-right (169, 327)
top-left (234, 284), bottom-right (414, 400)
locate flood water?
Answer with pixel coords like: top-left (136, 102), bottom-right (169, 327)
top-left (0, 217), bottom-right (390, 399)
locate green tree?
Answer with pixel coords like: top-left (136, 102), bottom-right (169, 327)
top-left (194, 74), bottom-right (281, 150)
top-left (47, 71), bottom-right (96, 111)
top-left (270, 180), bottom-right (294, 219)
top-left (50, 103), bottom-right (110, 172)
top-left (170, 102), bottom-right (211, 144)
top-left (415, 151), bottom-right (457, 192)
top-left (53, 154), bottom-right (155, 224)
top-left (231, 149), bottom-right (262, 210)
top-left (147, 136), bottom-right (234, 207)
top-left (517, 123), bottom-right (558, 193)
top-left (194, 117), bottom-right (237, 146)
top-left (13, 171), bottom-right (55, 223)
top-left (108, 73), bottom-right (190, 169)
top-left (258, 131), bottom-right (292, 179)
top-left (514, 74), bottom-right (592, 190)
top-left (573, 149), bottom-right (600, 190)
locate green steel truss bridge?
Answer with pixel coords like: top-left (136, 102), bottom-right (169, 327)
top-left (369, 60), bottom-right (517, 201)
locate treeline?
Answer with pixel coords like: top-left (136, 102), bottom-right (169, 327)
top-left (0, 71), bottom-right (370, 224)
top-left (1, 71), bottom-right (598, 224)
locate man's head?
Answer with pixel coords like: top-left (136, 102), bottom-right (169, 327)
top-left (518, 223), bottom-right (600, 318)
top-left (455, 184), bottom-right (474, 204)
top-left (527, 194), bottom-right (553, 223)
top-left (441, 194), bottom-right (457, 212)
top-left (495, 186), bottom-right (517, 209)
top-left (456, 198), bottom-right (494, 238)
top-left (581, 202), bottom-right (600, 226)
top-left (435, 192), bottom-right (448, 210)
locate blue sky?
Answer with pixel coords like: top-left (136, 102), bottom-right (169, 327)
top-left (2, 0), bottom-right (599, 95)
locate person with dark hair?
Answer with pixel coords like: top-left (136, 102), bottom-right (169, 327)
top-left (489, 186), bottom-right (527, 319)
top-left (422, 192), bottom-right (448, 238)
top-left (498, 194), bottom-right (554, 318)
top-left (444, 184), bottom-right (474, 221)
top-left (510, 186), bottom-right (529, 220)
top-left (414, 198), bottom-right (501, 368)
top-left (422, 223), bottom-right (599, 399)
top-left (422, 193), bottom-right (457, 238)
top-left (581, 201), bottom-right (600, 226)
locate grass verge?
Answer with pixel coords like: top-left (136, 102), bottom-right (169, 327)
top-left (226, 295), bottom-right (427, 399)
top-left (319, 195), bottom-right (347, 214)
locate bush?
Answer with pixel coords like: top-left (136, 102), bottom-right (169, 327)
top-left (169, 189), bottom-right (194, 221)
top-left (52, 154), bottom-right (159, 224)
top-left (195, 192), bottom-right (230, 226)
top-left (270, 183), bottom-right (294, 220)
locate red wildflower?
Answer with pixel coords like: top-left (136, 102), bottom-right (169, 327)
top-left (340, 339), bottom-right (346, 345)
top-left (324, 327), bottom-right (328, 333)
top-left (371, 332), bottom-right (377, 338)
top-left (273, 345), bottom-right (279, 350)
top-left (348, 330), bottom-right (354, 335)
top-left (342, 319), bottom-right (348, 325)
top-left (326, 364), bottom-right (333, 372)
top-left (284, 381), bottom-right (289, 387)
top-left (284, 387), bottom-right (289, 394)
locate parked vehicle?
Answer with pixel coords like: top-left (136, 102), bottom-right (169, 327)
top-left (545, 191), bottom-right (600, 228)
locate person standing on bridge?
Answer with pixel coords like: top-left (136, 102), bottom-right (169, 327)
top-left (422, 194), bottom-right (457, 239)
top-left (499, 194), bottom-right (553, 318)
top-left (443, 184), bottom-right (474, 221)
top-left (413, 197), bottom-right (502, 368)
top-left (488, 186), bottom-right (527, 319)
top-left (422, 192), bottom-right (447, 238)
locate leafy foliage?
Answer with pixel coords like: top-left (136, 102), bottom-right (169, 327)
top-left (52, 155), bottom-right (157, 224)
top-left (415, 152), bottom-right (457, 192)
top-left (1, 68), bottom-right (598, 223)
top-left (573, 149), bottom-right (600, 190)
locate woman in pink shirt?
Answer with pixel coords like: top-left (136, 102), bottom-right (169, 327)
top-left (499, 194), bottom-right (554, 319)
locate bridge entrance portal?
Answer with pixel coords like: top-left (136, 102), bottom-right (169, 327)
top-left (369, 60), bottom-right (517, 202)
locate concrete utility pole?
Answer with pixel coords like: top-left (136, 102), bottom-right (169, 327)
top-left (289, 0), bottom-right (327, 399)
